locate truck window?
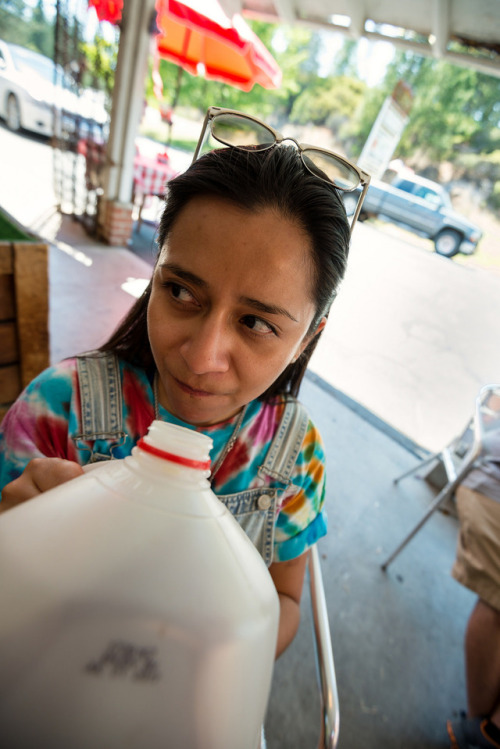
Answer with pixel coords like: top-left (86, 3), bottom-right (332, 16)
top-left (414, 186), bottom-right (442, 207)
top-left (395, 179), bottom-right (416, 194)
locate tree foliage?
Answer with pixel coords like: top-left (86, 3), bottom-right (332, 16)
top-left (385, 52), bottom-right (500, 164)
top-left (80, 34), bottom-right (117, 95)
top-left (0, 1), bottom-right (30, 45)
top-left (29, 0), bottom-right (54, 58)
top-left (2, 1), bottom-right (116, 103)
top-left (335, 43), bottom-right (500, 205)
top-left (0, 0), bottom-right (53, 54)
top-left (290, 75), bottom-right (366, 131)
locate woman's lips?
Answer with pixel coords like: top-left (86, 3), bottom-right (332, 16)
top-left (174, 378), bottom-right (216, 397)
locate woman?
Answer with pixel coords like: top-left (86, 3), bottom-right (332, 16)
top-left (0, 108), bottom-right (360, 656)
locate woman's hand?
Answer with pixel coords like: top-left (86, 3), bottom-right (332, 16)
top-left (0, 458), bottom-right (84, 513)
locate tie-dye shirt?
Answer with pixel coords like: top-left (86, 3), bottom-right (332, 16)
top-left (0, 357), bottom-right (327, 562)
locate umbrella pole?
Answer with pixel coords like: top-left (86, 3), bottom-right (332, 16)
top-left (168, 65), bottom-right (184, 144)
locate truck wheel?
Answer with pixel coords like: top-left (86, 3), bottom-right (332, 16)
top-left (6, 94), bottom-right (21, 132)
top-left (434, 229), bottom-right (462, 258)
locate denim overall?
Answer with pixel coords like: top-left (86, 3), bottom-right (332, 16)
top-left (74, 353), bottom-right (308, 567)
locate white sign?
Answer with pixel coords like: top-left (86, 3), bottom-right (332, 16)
top-left (357, 95), bottom-right (410, 179)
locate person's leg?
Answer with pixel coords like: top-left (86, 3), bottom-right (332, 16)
top-left (448, 485), bottom-right (500, 748)
top-left (447, 597), bottom-right (500, 748)
top-left (465, 598), bottom-right (500, 721)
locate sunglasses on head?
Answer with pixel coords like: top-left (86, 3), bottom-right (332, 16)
top-left (193, 106), bottom-right (371, 234)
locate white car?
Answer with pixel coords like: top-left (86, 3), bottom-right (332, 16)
top-left (0, 40), bottom-right (107, 138)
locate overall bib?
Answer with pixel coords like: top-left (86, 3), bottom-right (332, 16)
top-left (74, 352), bottom-right (308, 567)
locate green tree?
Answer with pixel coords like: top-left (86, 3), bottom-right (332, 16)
top-left (339, 85), bottom-right (387, 157)
top-left (341, 45), bottom-right (500, 169)
top-left (267, 24), bottom-right (325, 122)
top-left (290, 75), bottom-right (366, 130)
top-left (333, 39), bottom-right (358, 78)
top-left (0, 0), bottom-right (56, 58)
top-left (0, 0), bottom-right (31, 46)
top-left (29, 0), bottom-right (54, 58)
top-left (384, 52), bottom-right (500, 164)
top-left (80, 34), bottom-right (117, 96)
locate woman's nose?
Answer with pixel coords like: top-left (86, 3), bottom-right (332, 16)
top-left (180, 318), bottom-right (230, 374)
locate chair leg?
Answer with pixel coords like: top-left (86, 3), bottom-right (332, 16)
top-left (393, 450), bottom-right (442, 485)
top-left (383, 443), bottom-right (482, 571)
top-left (380, 481), bottom-right (457, 571)
top-left (308, 546), bottom-right (339, 749)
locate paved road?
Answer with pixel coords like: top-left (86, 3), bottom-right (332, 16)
top-left (310, 221), bottom-right (500, 451)
top-left (1, 123), bottom-right (499, 452)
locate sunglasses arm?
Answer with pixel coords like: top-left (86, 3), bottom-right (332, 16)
top-left (349, 180), bottom-right (370, 235)
top-left (192, 111), bottom-right (213, 163)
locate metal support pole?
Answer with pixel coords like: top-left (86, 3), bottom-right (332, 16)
top-left (101, 0), bottom-right (156, 208)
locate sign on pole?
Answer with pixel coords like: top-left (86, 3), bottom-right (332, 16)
top-left (357, 80), bottom-right (413, 179)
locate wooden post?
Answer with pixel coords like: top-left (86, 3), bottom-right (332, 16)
top-left (0, 241), bottom-right (49, 422)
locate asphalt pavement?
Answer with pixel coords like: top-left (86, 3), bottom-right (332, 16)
top-left (310, 219), bottom-right (500, 452)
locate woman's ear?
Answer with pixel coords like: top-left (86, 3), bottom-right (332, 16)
top-left (293, 316), bottom-right (327, 362)
top-left (313, 316), bottom-right (327, 338)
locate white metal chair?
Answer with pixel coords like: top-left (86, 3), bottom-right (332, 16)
top-left (308, 545), bottom-right (339, 748)
top-left (381, 384), bottom-right (500, 571)
top-left (263, 546), bottom-right (338, 749)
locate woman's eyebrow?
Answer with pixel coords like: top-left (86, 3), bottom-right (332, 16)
top-left (160, 263), bottom-right (298, 322)
top-left (159, 262), bottom-right (208, 288)
top-left (241, 297), bottom-right (298, 323)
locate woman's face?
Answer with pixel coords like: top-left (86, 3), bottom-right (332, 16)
top-left (148, 195), bottom-right (324, 426)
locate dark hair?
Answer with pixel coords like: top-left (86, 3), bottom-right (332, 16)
top-left (101, 145), bottom-right (350, 399)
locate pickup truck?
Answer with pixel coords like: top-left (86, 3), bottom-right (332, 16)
top-left (344, 171), bottom-right (483, 257)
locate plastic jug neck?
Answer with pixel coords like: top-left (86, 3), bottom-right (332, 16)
top-left (132, 420), bottom-right (213, 484)
top-left (136, 438), bottom-right (211, 471)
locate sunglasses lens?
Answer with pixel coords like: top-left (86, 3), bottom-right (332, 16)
top-left (302, 149), bottom-right (360, 191)
top-left (210, 113), bottom-right (275, 150)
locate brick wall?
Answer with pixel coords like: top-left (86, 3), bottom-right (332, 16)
top-left (100, 200), bottom-right (134, 246)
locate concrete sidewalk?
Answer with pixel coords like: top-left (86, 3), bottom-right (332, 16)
top-left (46, 212), bottom-right (152, 363)
top-left (37, 213), bottom-right (473, 749)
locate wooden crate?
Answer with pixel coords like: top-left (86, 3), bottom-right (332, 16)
top-left (0, 240), bottom-right (49, 422)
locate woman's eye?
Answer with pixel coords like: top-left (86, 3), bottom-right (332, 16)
top-left (166, 282), bottom-right (196, 304)
top-left (242, 315), bottom-right (276, 336)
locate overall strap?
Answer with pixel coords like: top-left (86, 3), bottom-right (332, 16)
top-left (74, 351), bottom-right (126, 444)
top-left (258, 399), bottom-right (309, 486)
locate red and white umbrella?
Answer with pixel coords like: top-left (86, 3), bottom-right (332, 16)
top-left (89, 0), bottom-right (282, 92)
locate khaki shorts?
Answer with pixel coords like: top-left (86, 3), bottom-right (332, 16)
top-left (452, 485), bottom-right (500, 610)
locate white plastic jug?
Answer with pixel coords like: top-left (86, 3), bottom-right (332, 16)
top-left (0, 420), bottom-right (279, 749)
